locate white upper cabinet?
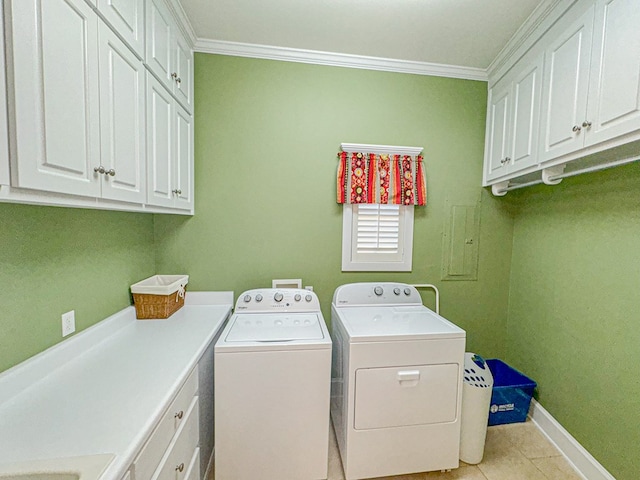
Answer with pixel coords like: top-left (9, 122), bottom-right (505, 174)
top-left (146, 73), bottom-right (193, 211)
top-left (3, 0), bottom-right (194, 213)
top-left (96, 0), bottom-right (145, 58)
top-left (97, 22), bottom-right (146, 203)
top-left (0, 5), bottom-right (10, 186)
top-left (584, 0), bottom-right (640, 146)
top-left (484, 50), bottom-right (543, 184)
top-left (174, 103), bottom-right (194, 210)
top-left (8, 0), bottom-right (102, 197)
top-left (175, 33), bottom-right (194, 113)
top-left (484, 0), bottom-right (640, 187)
top-left (7, 0), bottom-right (146, 202)
top-left (146, 0), bottom-right (174, 91)
top-left (539, 5), bottom-right (595, 163)
top-left (146, 0), bottom-right (194, 113)
top-left (484, 77), bottom-right (511, 182)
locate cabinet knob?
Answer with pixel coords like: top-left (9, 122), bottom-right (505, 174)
top-left (172, 189), bottom-right (182, 195)
top-left (105, 169), bottom-right (116, 177)
top-left (94, 166), bottom-right (105, 174)
top-left (174, 410), bottom-right (184, 420)
top-left (176, 77), bottom-right (182, 85)
top-left (572, 125), bottom-right (582, 132)
top-left (171, 72), bottom-right (178, 79)
top-left (175, 463), bottom-right (185, 473)
top-left (582, 121), bottom-right (592, 128)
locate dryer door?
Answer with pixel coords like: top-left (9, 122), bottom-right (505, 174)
top-left (354, 363), bottom-right (459, 430)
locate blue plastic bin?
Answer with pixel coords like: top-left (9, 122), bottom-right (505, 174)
top-left (486, 359), bottom-right (537, 426)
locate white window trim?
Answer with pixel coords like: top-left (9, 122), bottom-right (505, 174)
top-left (341, 204), bottom-right (414, 272)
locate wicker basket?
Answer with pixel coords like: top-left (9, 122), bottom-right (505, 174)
top-left (131, 275), bottom-right (189, 320)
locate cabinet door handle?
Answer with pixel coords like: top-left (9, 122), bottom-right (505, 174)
top-left (172, 189), bottom-right (182, 196)
top-left (175, 463), bottom-right (185, 473)
top-left (171, 72), bottom-right (178, 80)
top-left (94, 166), bottom-right (105, 174)
top-left (105, 169), bottom-right (116, 177)
top-left (582, 121), bottom-right (592, 128)
top-left (572, 125), bottom-right (582, 132)
top-left (174, 410), bottom-right (184, 419)
top-left (176, 77), bottom-right (182, 85)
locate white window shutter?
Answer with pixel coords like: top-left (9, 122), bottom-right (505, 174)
top-left (342, 204), bottom-right (413, 271)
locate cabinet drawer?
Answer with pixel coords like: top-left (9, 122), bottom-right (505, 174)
top-left (153, 397), bottom-right (199, 480)
top-left (183, 447), bottom-right (200, 480)
top-left (134, 368), bottom-right (198, 480)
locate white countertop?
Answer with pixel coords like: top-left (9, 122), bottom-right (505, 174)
top-left (0, 292), bottom-right (233, 480)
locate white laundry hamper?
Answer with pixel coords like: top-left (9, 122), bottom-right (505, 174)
top-left (459, 353), bottom-right (493, 464)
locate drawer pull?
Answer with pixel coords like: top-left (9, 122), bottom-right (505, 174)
top-left (397, 370), bottom-right (420, 382)
top-left (175, 463), bottom-right (185, 473)
top-left (174, 410), bottom-right (184, 420)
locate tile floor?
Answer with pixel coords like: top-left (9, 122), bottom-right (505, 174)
top-left (327, 420), bottom-right (583, 480)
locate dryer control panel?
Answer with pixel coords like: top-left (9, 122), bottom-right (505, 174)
top-left (235, 288), bottom-right (320, 312)
top-left (332, 282), bottom-right (423, 306)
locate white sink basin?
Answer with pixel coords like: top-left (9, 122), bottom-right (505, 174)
top-left (0, 455), bottom-right (114, 480)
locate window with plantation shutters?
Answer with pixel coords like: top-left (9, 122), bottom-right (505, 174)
top-left (342, 204), bottom-right (414, 271)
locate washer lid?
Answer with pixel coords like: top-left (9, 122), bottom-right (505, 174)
top-left (225, 313), bottom-right (325, 342)
top-left (335, 305), bottom-right (465, 342)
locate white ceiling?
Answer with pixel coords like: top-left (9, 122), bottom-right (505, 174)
top-left (179, 0), bottom-right (544, 70)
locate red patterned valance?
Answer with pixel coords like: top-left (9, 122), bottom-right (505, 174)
top-left (337, 152), bottom-right (427, 206)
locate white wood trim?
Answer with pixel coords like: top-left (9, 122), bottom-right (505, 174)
top-left (340, 143), bottom-right (423, 156)
top-left (165, 0), bottom-right (197, 48)
top-left (487, 0), bottom-right (576, 84)
top-left (0, 185), bottom-right (194, 215)
top-left (194, 39), bottom-right (488, 81)
top-left (529, 399), bottom-right (616, 480)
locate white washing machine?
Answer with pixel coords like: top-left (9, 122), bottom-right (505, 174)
top-left (330, 282), bottom-right (466, 480)
top-left (214, 289), bottom-right (332, 480)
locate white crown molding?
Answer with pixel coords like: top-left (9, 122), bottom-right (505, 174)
top-left (340, 143), bottom-right (423, 156)
top-left (166, 0), bottom-right (198, 48)
top-left (194, 39), bottom-right (488, 81)
top-left (529, 400), bottom-right (616, 480)
top-left (487, 0), bottom-right (575, 83)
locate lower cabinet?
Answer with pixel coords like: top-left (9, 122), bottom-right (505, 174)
top-left (146, 73), bottom-right (193, 211)
top-left (133, 368), bottom-right (200, 480)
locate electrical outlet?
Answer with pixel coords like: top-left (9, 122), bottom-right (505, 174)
top-left (62, 310), bottom-right (75, 337)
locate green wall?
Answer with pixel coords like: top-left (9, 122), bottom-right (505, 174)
top-left (506, 164), bottom-right (640, 480)
top-left (2, 50), bottom-right (634, 478)
top-left (154, 53), bottom-right (514, 357)
top-left (0, 204), bottom-right (155, 372)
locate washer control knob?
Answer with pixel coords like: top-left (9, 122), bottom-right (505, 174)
top-left (294, 294), bottom-right (302, 301)
top-left (393, 287), bottom-right (401, 295)
top-left (305, 294), bottom-right (313, 302)
top-left (374, 286), bottom-right (384, 296)
top-left (274, 292), bottom-right (284, 302)
top-left (255, 294), bottom-right (263, 302)
top-left (243, 294), bottom-right (251, 303)
top-left (404, 288), bottom-right (411, 296)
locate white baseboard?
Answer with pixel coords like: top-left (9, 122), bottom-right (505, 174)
top-left (529, 399), bottom-right (616, 480)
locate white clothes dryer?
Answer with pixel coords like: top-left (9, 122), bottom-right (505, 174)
top-left (330, 282), bottom-right (466, 480)
top-left (215, 289), bottom-right (331, 480)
